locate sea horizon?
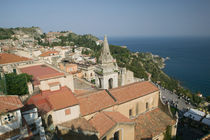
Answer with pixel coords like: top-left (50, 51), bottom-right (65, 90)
top-left (108, 36), bottom-right (210, 97)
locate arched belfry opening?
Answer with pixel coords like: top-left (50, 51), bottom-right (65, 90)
top-left (99, 78), bottom-right (102, 88)
top-left (95, 35), bottom-right (118, 89)
top-left (108, 78), bottom-right (113, 89)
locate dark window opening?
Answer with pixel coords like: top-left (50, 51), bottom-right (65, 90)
top-left (146, 102), bottom-right (149, 110)
top-left (99, 78), bottom-right (102, 88)
top-left (108, 78), bottom-right (113, 89)
top-left (114, 131), bottom-right (119, 140)
top-left (129, 109), bottom-right (133, 117)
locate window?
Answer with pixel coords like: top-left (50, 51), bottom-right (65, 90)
top-left (108, 78), bottom-right (113, 89)
top-left (1, 112), bottom-right (16, 125)
top-left (13, 69), bottom-right (16, 74)
top-left (129, 109), bottom-right (133, 117)
top-left (136, 102), bottom-right (139, 115)
top-left (65, 108), bottom-right (71, 115)
top-left (146, 102), bottom-right (149, 110)
top-left (99, 78), bottom-right (102, 88)
top-left (114, 130), bottom-right (122, 140)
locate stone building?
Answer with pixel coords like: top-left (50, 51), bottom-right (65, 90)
top-left (23, 62), bottom-right (177, 140)
top-left (95, 36), bottom-right (119, 89)
top-left (21, 36), bottom-right (177, 140)
top-left (95, 35), bottom-right (136, 90)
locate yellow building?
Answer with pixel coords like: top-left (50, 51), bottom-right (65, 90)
top-left (72, 81), bottom-right (177, 140)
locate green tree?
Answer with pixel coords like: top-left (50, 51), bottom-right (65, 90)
top-left (164, 125), bottom-right (172, 140)
top-left (5, 73), bottom-right (32, 95)
top-left (206, 96), bottom-right (210, 102)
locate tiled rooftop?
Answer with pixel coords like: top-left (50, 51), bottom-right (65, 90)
top-left (78, 81), bottom-right (159, 116)
top-left (59, 118), bottom-right (97, 133)
top-left (110, 81), bottom-right (159, 104)
top-left (0, 95), bottom-right (23, 114)
top-left (77, 90), bottom-right (116, 116)
top-left (89, 111), bottom-right (132, 138)
top-left (134, 108), bottom-right (176, 139)
top-left (20, 64), bottom-right (64, 85)
top-left (0, 53), bottom-right (31, 65)
top-left (27, 86), bottom-right (78, 113)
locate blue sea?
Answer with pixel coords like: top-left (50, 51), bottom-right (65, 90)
top-left (108, 37), bottom-right (210, 97)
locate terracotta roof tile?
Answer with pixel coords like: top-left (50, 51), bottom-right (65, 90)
top-left (110, 81), bottom-right (159, 104)
top-left (0, 95), bottom-right (23, 114)
top-left (39, 51), bottom-right (59, 57)
top-left (59, 118), bottom-right (97, 133)
top-left (89, 112), bottom-right (116, 138)
top-left (46, 87), bottom-right (79, 110)
top-left (103, 111), bottom-right (132, 123)
top-left (27, 86), bottom-right (78, 113)
top-left (134, 108), bottom-right (176, 139)
top-left (38, 73), bottom-right (65, 80)
top-left (77, 90), bottom-right (116, 116)
top-left (20, 65), bottom-right (64, 85)
top-left (0, 53), bottom-right (31, 65)
top-left (89, 111), bottom-right (132, 138)
top-left (78, 81), bottom-right (159, 116)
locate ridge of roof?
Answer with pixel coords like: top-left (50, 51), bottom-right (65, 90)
top-left (27, 86), bottom-right (78, 113)
top-left (78, 81), bottom-right (159, 116)
top-left (88, 111), bottom-right (132, 138)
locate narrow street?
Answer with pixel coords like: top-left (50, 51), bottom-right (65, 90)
top-left (159, 86), bottom-right (194, 112)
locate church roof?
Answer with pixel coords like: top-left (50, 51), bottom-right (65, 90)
top-left (89, 111), bottom-right (133, 138)
top-left (134, 108), bottom-right (176, 139)
top-left (77, 90), bottom-right (116, 116)
top-left (77, 81), bottom-right (159, 116)
top-left (110, 81), bottom-right (159, 104)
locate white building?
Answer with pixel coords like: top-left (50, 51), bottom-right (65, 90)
top-left (0, 95), bottom-right (23, 139)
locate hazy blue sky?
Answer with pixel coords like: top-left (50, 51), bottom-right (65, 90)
top-left (0, 0), bottom-right (210, 37)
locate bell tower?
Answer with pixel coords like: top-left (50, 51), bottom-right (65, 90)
top-left (95, 35), bottom-right (118, 89)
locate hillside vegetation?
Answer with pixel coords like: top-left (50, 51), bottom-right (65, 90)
top-left (51, 32), bottom-right (204, 105)
top-left (0, 27), bottom-right (204, 105)
top-left (0, 27), bottom-right (42, 40)
top-left (0, 28), bottom-right (15, 40)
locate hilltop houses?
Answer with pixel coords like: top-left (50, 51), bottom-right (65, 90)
top-left (0, 34), bottom-right (178, 140)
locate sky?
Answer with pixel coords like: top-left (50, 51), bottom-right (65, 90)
top-left (0, 0), bottom-right (210, 37)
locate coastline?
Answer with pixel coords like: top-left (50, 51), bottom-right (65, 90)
top-left (109, 37), bottom-right (210, 97)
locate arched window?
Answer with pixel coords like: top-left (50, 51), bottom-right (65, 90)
top-left (99, 78), bottom-right (102, 88)
top-left (108, 78), bottom-right (113, 89)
